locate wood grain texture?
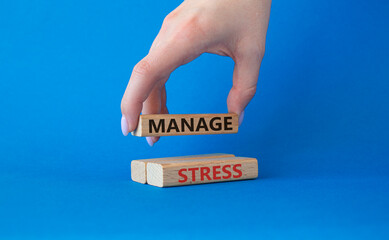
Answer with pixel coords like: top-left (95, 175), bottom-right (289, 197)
top-left (132, 113), bottom-right (238, 137)
top-left (147, 157), bottom-right (258, 187)
top-left (131, 153), bottom-right (235, 184)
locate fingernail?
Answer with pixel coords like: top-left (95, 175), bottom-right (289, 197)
top-left (121, 115), bottom-right (129, 136)
top-left (146, 137), bottom-right (154, 147)
top-left (238, 111), bottom-right (245, 126)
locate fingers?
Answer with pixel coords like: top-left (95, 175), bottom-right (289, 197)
top-left (121, 55), bottom-right (160, 135)
top-left (142, 84), bottom-right (168, 147)
top-left (121, 5), bottom-right (210, 137)
top-left (142, 83), bottom-right (163, 147)
top-left (227, 50), bottom-right (263, 126)
top-left (160, 86), bottom-right (168, 114)
top-left (121, 38), bottom-right (201, 136)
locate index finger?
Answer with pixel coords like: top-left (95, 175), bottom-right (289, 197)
top-left (120, 41), bottom-right (202, 135)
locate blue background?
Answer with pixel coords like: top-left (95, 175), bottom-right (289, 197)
top-left (1, 0), bottom-right (388, 239)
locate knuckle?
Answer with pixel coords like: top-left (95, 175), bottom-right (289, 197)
top-left (236, 42), bottom-right (266, 61)
top-left (233, 84), bottom-right (257, 100)
top-left (173, 14), bottom-right (208, 41)
top-left (245, 85), bottom-right (257, 99)
top-left (132, 59), bottom-right (153, 78)
top-left (162, 14), bottom-right (174, 28)
top-left (184, 15), bottom-right (201, 29)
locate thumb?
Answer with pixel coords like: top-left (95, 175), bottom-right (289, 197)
top-left (227, 53), bottom-right (262, 126)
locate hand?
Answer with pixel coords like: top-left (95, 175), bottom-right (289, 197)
top-left (121, 0), bottom-right (272, 146)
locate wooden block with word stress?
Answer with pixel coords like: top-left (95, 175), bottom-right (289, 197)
top-left (131, 153), bottom-right (235, 184)
top-left (147, 157), bottom-right (258, 187)
top-left (132, 113), bottom-right (238, 137)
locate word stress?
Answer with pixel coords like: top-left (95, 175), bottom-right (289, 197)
top-left (131, 154), bottom-right (258, 187)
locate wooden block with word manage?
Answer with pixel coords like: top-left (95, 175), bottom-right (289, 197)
top-left (131, 153), bottom-right (235, 184)
top-left (132, 113), bottom-right (238, 137)
top-left (147, 157), bottom-right (258, 187)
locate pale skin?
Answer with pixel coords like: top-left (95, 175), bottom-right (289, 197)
top-left (121, 0), bottom-right (272, 146)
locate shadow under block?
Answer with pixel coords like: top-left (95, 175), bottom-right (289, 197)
top-left (131, 153), bottom-right (235, 184)
top-left (131, 113), bottom-right (239, 137)
top-left (147, 157), bottom-right (258, 187)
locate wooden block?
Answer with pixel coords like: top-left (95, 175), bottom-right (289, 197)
top-left (147, 157), bottom-right (258, 187)
top-left (131, 153), bottom-right (235, 184)
top-left (132, 113), bottom-right (238, 137)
